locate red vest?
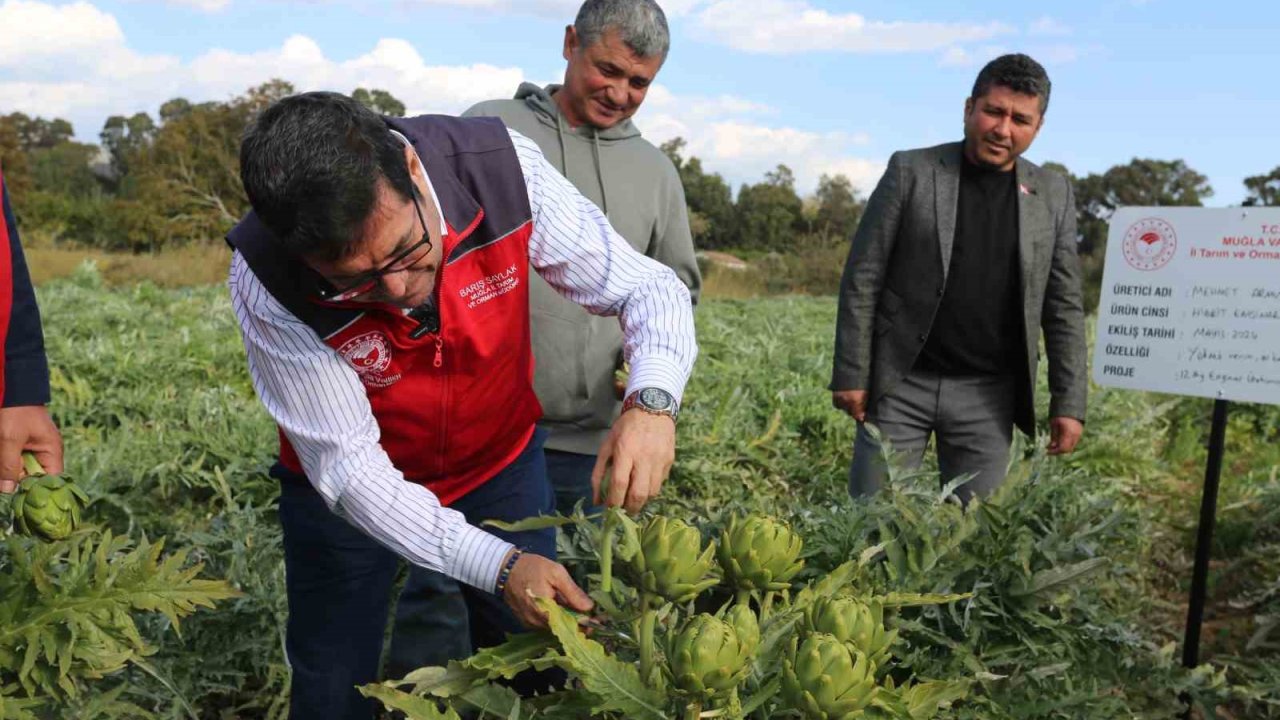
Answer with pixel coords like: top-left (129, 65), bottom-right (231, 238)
top-left (228, 116), bottom-right (542, 505)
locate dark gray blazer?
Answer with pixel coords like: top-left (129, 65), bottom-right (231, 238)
top-left (831, 142), bottom-right (1088, 435)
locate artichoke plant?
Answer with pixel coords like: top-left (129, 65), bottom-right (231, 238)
top-left (803, 596), bottom-right (897, 669)
top-left (667, 613), bottom-right (753, 700)
top-left (782, 632), bottom-right (878, 719)
top-left (718, 514), bottom-right (805, 592)
top-left (12, 456), bottom-right (89, 542)
top-left (630, 516), bottom-right (719, 604)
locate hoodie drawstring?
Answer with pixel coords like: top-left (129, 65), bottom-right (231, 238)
top-left (542, 85), bottom-right (610, 217)
top-left (591, 129), bottom-right (609, 216)
top-left (554, 112), bottom-right (569, 176)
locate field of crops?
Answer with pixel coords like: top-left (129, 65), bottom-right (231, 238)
top-left (2, 262), bottom-right (1278, 718)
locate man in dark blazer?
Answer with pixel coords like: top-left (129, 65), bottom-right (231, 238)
top-left (831, 53), bottom-right (1087, 502)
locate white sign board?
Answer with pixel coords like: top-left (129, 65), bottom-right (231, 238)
top-left (1092, 207), bottom-right (1280, 404)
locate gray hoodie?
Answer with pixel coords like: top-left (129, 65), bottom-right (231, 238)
top-left (463, 83), bottom-right (701, 455)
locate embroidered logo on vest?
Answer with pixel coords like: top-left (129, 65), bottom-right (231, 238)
top-left (339, 331), bottom-right (402, 388)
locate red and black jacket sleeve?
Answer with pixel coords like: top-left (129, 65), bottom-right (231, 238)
top-left (0, 171), bottom-right (51, 407)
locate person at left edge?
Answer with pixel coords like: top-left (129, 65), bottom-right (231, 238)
top-left (0, 164), bottom-right (63, 494)
top-left (226, 92), bottom-right (696, 720)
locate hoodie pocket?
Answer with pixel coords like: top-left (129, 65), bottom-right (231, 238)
top-left (531, 310), bottom-right (591, 422)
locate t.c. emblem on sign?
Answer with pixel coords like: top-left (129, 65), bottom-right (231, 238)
top-left (1122, 217), bottom-right (1178, 271)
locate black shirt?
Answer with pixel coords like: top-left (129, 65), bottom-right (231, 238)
top-left (915, 156), bottom-right (1022, 376)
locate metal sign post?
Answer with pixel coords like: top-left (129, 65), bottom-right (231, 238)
top-left (1179, 399), bottom-right (1229, 719)
top-left (1182, 398), bottom-right (1229, 672)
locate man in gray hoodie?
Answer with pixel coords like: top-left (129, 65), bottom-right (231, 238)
top-left (384, 0), bottom-right (699, 681)
top-left (464, 0), bottom-right (700, 517)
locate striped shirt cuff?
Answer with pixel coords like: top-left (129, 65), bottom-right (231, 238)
top-left (447, 523), bottom-right (516, 594)
top-left (626, 354), bottom-right (690, 405)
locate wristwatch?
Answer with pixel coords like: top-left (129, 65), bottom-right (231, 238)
top-left (622, 387), bottom-right (679, 422)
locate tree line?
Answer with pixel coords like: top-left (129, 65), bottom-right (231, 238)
top-left (1039, 159), bottom-right (1277, 309)
top-left (1, 79), bottom-right (1277, 303)
top-left (0, 80), bottom-right (405, 252)
top-left (661, 138), bottom-right (867, 253)
top-left (0, 79), bottom-right (867, 256)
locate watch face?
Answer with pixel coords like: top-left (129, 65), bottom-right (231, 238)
top-left (638, 387), bottom-right (673, 411)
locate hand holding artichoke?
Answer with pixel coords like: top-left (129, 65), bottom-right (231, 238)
top-left (12, 453), bottom-right (89, 541)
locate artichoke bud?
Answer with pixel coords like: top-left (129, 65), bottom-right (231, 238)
top-left (718, 515), bottom-right (805, 592)
top-left (668, 613), bottom-right (752, 699)
top-left (723, 603), bottom-right (760, 656)
top-left (803, 596), bottom-right (897, 668)
top-left (12, 462), bottom-right (90, 542)
top-left (630, 516), bottom-right (719, 603)
top-left (781, 633), bottom-right (878, 719)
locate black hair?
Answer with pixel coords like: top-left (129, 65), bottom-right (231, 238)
top-left (970, 53), bottom-right (1051, 114)
top-left (239, 91), bottom-right (414, 261)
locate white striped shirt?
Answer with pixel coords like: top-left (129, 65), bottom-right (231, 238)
top-left (228, 128), bottom-right (696, 593)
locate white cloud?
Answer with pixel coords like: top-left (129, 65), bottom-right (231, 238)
top-left (165, 0), bottom-right (229, 11)
top-left (643, 85), bottom-right (774, 120)
top-left (0, 1), bottom-right (524, 139)
top-left (130, 0), bottom-right (707, 16)
top-left (811, 156), bottom-right (884, 193)
top-left (937, 44), bottom-right (1009, 68)
top-left (685, 122), bottom-right (882, 194)
top-left (0, 81), bottom-right (115, 120)
top-left (183, 36), bottom-right (524, 115)
top-left (938, 42), bottom-right (1085, 69)
top-left (692, 0), bottom-right (1013, 54)
top-left (279, 0), bottom-right (704, 17)
top-left (1028, 16), bottom-right (1072, 36)
top-left (939, 46), bottom-right (971, 67)
top-left (636, 84), bottom-right (881, 195)
top-left (1034, 44), bottom-right (1083, 65)
top-left (637, 88), bottom-right (882, 195)
top-left (0, 1), bottom-right (130, 73)
top-left (0, 0), bottom-right (880, 197)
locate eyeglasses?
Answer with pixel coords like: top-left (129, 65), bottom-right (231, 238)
top-left (315, 188), bottom-right (434, 302)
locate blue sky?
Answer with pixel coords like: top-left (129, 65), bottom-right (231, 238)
top-left (0, 0), bottom-right (1274, 203)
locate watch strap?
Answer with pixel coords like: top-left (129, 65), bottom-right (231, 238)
top-left (622, 388), bottom-right (679, 422)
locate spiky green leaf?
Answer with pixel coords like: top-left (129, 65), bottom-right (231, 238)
top-left (357, 685), bottom-right (462, 720)
top-left (536, 596), bottom-right (667, 720)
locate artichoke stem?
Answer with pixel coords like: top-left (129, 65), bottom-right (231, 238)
top-left (639, 592), bottom-right (657, 686)
top-left (726, 687), bottom-right (744, 719)
top-left (20, 452), bottom-right (43, 477)
top-left (761, 591), bottom-right (775, 621)
top-left (600, 510), bottom-right (617, 592)
top-left (735, 589), bottom-right (751, 607)
top-left (683, 699), bottom-right (702, 720)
